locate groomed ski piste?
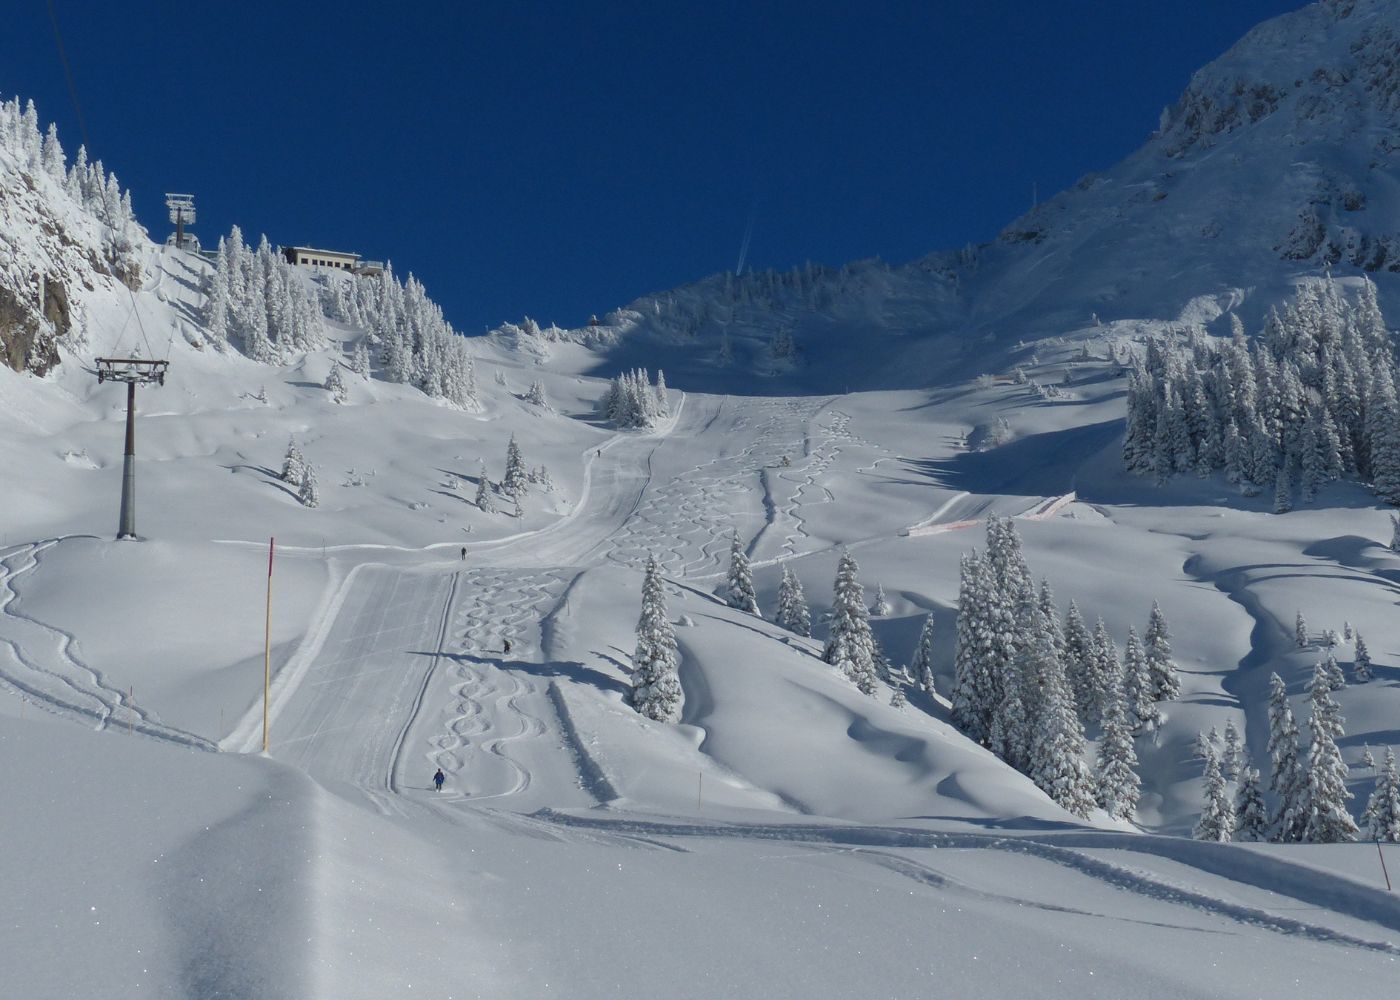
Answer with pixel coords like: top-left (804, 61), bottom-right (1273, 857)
top-left (7, 2), bottom-right (1400, 994)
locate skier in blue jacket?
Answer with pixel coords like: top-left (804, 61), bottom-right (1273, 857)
top-left (433, 768), bottom-right (445, 791)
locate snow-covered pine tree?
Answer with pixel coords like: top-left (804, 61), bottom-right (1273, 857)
top-left (1037, 581), bottom-right (1067, 662)
top-left (724, 532), bottom-right (760, 615)
top-left (1300, 659), bottom-right (1358, 843)
top-left (1062, 601), bottom-right (1096, 724)
top-left (910, 613), bottom-right (935, 695)
top-left (775, 563), bottom-right (811, 637)
top-left (1120, 626), bottom-right (1159, 733)
top-left (630, 557), bottom-right (683, 722)
top-left (1222, 719), bottom-right (1243, 780)
top-left (822, 549), bottom-right (880, 696)
top-left (502, 435), bottom-right (528, 498)
top-left (351, 340), bottom-right (371, 378)
top-left (1027, 609), bottom-right (1097, 818)
top-left (298, 464), bottom-right (320, 508)
top-left (1322, 652), bottom-right (1346, 692)
top-left (1095, 672), bottom-right (1141, 820)
top-left (1193, 746), bottom-right (1235, 842)
top-left (1295, 610), bottom-right (1309, 648)
top-left (1235, 761), bottom-right (1270, 842)
top-left (281, 437), bottom-right (306, 487)
top-left (1143, 601), bottom-right (1181, 704)
top-left (525, 380), bottom-right (547, 407)
top-left (1354, 632), bottom-right (1373, 682)
top-left (474, 461), bottom-right (495, 513)
top-left (1391, 513), bottom-right (1400, 552)
top-left (1362, 745), bottom-right (1376, 770)
top-left (889, 686), bottom-right (907, 710)
top-left (654, 369), bottom-right (669, 417)
top-left (324, 361), bottom-right (347, 403)
top-left (1085, 618), bottom-right (1119, 729)
top-left (1267, 672), bottom-right (1306, 842)
top-left (1361, 747), bottom-right (1400, 843)
top-left (870, 583), bottom-right (891, 616)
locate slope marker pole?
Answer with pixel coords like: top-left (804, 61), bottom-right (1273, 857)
top-left (263, 536), bottom-right (274, 753)
top-left (1380, 841), bottom-right (1392, 892)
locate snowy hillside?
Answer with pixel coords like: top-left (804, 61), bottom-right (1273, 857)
top-left (5, 3), bottom-right (1400, 996)
top-left (514, 0), bottom-right (1400, 395)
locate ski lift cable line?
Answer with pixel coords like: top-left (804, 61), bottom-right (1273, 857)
top-left (46, 0), bottom-right (159, 364)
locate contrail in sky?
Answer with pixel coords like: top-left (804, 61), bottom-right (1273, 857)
top-left (735, 208), bottom-right (756, 276)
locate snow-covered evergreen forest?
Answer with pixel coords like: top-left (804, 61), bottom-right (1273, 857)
top-left (1124, 278), bottom-right (1399, 507)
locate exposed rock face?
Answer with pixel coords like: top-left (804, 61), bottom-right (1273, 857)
top-left (0, 96), bottom-right (145, 376)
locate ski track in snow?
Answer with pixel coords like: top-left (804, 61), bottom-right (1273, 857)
top-left (0, 539), bottom-right (214, 749)
top-left (531, 811), bottom-right (1400, 954)
top-left (422, 568), bottom-right (570, 801)
top-left (598, 397), bottom-right (828, 575)
top-left (597, 397), bottom-right (896, 577)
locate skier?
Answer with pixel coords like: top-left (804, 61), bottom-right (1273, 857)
top-left (433, 768), bottom-right (445, 792)
top-left (503, 638), bottom-right (513, 654)
top-left (460, 546), bottom-right (467, 561)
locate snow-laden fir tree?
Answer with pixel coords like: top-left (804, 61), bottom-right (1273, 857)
top-left (1273, 462), bottom-right (1293, 513)
top-left (601, 369), bottom-right (663, 428)
top-left (1266, 672), bottom-right (1306, 843)
top-left (910, 613), bottom-right (936, 695)
top-left (474, 461), bottom-right (495, 513)
top-left (1321, 652), bottom-right (1346, 692)
top-left (1221, 719), bottom-right (1243, 780)
top-left (298, 464), bottom-right (320, 508)
top-left (1193, 730), bottom-right (1212, 759)
top-left (1062, 600), bottom-right (1097, 725)
top-left (724, 532), bottom-right (760, 615)
top-left (823, 549), bottom-right (880, 696)
top-left (502, 435), bottom-right (528, 498)
top-left (1362, 745), bottom-right (1376, 770)
top-left (1120, 626), bottom-right (1159, 733)
top-left (654, 369), bottom-right (669, 417)
top-left (1193, 746), bottom-right (1235, 842)
top-left (1037, 581), bottom-right (1067, 662)
top-left (1085, 618), bottom-right (1120, 729)
top-left (1354, 632), bottom-right (1372, 682)
top-left (630, 557), bottom-right (683, 722)
top-left (1143, 601), bottom-right (1180, 703)
top-left (1026, 605), bottom-right (1097, 819)
top-left (525, 379), bottom-right (547, 407)
top-left (351, 340), bottom-right (371, 378)
top-left (870, 583), bottom-right (891, 617)
top-left (1295, 610), bottom-right (1309, 647)
top-left (324, 361), bottom-right (347, 403)
top-left (951, 551), bottom-right (996, 741)
top-left (774, 563), bottom-right (811, 637)
top-left (1391, 513), bottom-right (1400, 552)
top-left (889, 685), bottom-right (907, 710)
top-left (1300, 659), bottom-right (1358, 843)
top-left (1361, 747), bottom-right (1400, 843)
top-left (1343, 620), bottom-right (1353, 642)
top-left (281, 437), bottom-right (306, 487)
top-left (1095, 670), bottom-right (1141, 820)
top-left (1234, 760), bottom-right (1270, 842)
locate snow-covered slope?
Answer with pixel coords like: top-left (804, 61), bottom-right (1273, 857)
top-left (5, 3), bottom-right (1400, 995)
top-left (510, 0), bottom-right (1400, 395)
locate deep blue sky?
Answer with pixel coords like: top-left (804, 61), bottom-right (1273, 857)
top-left (4, 1), bottom-right (1304, 333)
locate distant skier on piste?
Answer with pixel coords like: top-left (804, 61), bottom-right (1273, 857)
top-left (433, 768), bottom-right (445, 791)
top-left (503, 638), bottom-right (512, 654)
